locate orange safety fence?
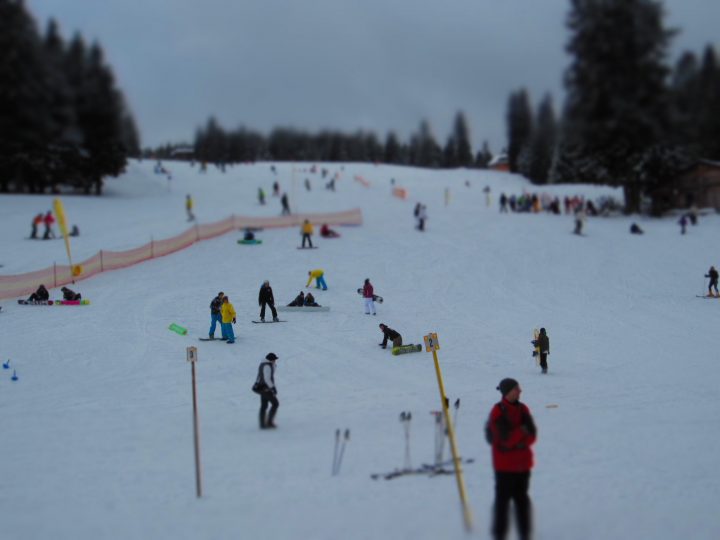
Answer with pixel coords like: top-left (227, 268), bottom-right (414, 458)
top-left (392, 187), bottom-right (408, 199)
top-left (0, 208), bottom-right (362, 300)
top-left (354, 175), bottom-right (371, 187)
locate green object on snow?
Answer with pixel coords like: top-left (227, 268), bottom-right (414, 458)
top-left (237, 239), bottom-right (262, 245)
top-left (169, 323), bottom-right (187, 335)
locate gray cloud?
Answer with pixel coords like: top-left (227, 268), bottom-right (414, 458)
top-left (27, 0), bottom-right (720, 153)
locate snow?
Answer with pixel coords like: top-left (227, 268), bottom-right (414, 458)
top-left (1, 161), bottom-right (719, 540)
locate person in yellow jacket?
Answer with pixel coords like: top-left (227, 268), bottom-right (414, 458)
top-left (300, 219), bottom-right (314, 248)
top-left (221, 295), bottom-right (237, 344)
top-left (186, 194), bottom-right (195, 221)
top-left (306, 269), bottom-right (327, 290)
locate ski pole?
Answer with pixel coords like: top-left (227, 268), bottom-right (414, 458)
top-left (453, 398), bottom-right (461, 429)
top-left (335, 429), bottom-right (351, 475)
top-left (332, 428), bottom-right (340, 475)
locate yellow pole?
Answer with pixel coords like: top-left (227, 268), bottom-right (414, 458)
top-left (431, 348), bottom-right (474, 532)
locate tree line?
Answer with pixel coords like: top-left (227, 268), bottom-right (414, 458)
top-left (0, 0), bottom-right (139, 195)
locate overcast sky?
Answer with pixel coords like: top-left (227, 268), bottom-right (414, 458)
top-left (27, 0), bottom-right (720, 153)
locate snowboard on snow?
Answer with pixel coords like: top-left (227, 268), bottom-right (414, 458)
top-left (532, 329), bottom-right (541, 365)
top-left (297, 246), bottom-right (318, 249)
top-left (237, 239), bottom-right (262, 245)
top-left (356, 288), bottom-right (384, 303)
top-left (391, 344), bottom-right (422, 355)
top-left (18, 299), bottom-right (53, 305)
top-left (54, 299), bottom-right (90, 305)
top-left (277, 305), bottom-right (329, 312)
top-left (252, 320), bottom-right (287, 324)
top-left (696, 294), bottom-right (720, 299)
top-left (199, 337), bottom-right (228, 341)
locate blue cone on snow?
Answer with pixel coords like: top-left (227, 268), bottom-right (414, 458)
top-left (2, 359), bottom-right (9, 369)
top-left (11, 369), bottom-right (18, 381)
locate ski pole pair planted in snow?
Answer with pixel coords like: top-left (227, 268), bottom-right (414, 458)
top-left (433, 399), bottom-right (460, 467)
top-left (400, 411), bottom-right (412, 471)
top-left (332, 428), bottom-right (350, 476)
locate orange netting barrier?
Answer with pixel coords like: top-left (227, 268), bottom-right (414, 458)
top-left (0, 208), bottom-right (362, 300)
top-left (354, 175), bottom-right (371, 187)
top-left (392, 187), bottom-right (408, 199)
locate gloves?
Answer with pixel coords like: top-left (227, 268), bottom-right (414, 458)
top-left (531, 340), bottom-right (537, 346)
top-left (232, 318), bottom-right (236, 324)
top-left (271, 387), bottom-right (277, 395)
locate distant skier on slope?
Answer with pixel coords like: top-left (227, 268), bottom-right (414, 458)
top-left (531, 328), bottom-right (550, 374)
top-left (258, 280), bottom-right (279, 322)
top-left (705, 266), bottom-right (719, 297)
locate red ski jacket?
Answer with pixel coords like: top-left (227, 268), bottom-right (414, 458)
top-left (486, 398), bottom-right (537, 472)
top-left (363, 282), bottom-right (374, 298)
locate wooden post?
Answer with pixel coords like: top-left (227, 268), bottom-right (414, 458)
top-left (187, 346), bottom-right (202, 498)
top-left (53, 262), bottom-right (57, 287)
top-left (100, 250), bottom-right (104, 272)
top-left (424, 333), bottom-right (474, 532)
top-left (150, 237), bottom-right (154, 259)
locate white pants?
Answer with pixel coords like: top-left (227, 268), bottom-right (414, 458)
top-left (364, 298), bottom-right (376, 315)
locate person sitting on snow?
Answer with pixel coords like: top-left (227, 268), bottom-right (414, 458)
top-left (320, 223), bottom-right (340, 238)
top-left (287, 291), bottom-right (305, 306)
top-left (304, 293), bottom-right (321, 307)
top-left (61, 286), bottom-right (82, 301)
top-left (378, 323), bottom-right (402, 349)
top-left (28, 284), bottom-right (49, 302)
top-left (243, 229), bottom-right (256, 241)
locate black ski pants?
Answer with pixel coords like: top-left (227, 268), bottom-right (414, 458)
top-left (539, 353), bottom-right (548, 372)
top-left (259, 391), bottom-right (279, 428)
top-left (492, 471), bottom-right (532, 540)
top-left (301, 233), bottom-right (313, 248)
top-left (260, 301), bottom-right (278, 320)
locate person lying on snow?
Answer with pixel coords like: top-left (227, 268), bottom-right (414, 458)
top-left (304, 293), bottom-right (321, 307)
top-left (61, 286), bottom-right (82, 301)
top-left (287, 291), bottom-right (305, 306)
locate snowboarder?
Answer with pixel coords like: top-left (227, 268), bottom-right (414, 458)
top-left (186, 194), bottom-right (195, 221)
top-left (678, 214), bottom-right (688, 235)
top-left (27, 284), bottom-right (50, 302)
top-left (60, 287), bottom-right (81, 301)
top-left (705, 266), bottom-right (719, 297)
top-left (485, 378), bottom-right (536, 540)
top-left (320, 223), bottom-right (340, 238)
top-left (221, 296), bottom-right (236, 344)
top-left (300, 219), bottom-right (314, 248)
top-left (532, 328), bottom-right (550, 374)
top-left (362, 278), bottom-right (377, 315)
top-left (69, 225), bottom-right (80, 237)
top-left (573, 207), bottom-right (586, 235)
top-left (287, 291), bottom-right (305, 306)
top-left (209, 292), bottom-right (225, 340)
top-left (43, 211), bottom-right (56, 239)
top-left (280, 192), bottom-right (290, 215)
top-left (378, 323), bottom-right (402, 349)
top-left (255, 352), bottom-right (280, 429)
top-left (304, 292), bottom-right (321, 307)
top-left (258, 187), bottom-right (266, 205)
top-left (630, 223), bottom-right (644, 235)
top-left (243, 229), bottom-right (256, 241)
top-left (306, 269), bottom-right (327, 290)
top-left (272, 181), bottom-right (280, 197)
top-left (30, 213), bottom-right (43, 239)
top-left (416, 205), bottom-right (427, 231)
top-left (258, 280), bottom-right (279, 322)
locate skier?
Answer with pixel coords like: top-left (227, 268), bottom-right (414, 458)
top-left (362, 278), bottom-right (377, 315)
top-left (280, 192), bottom-right (290, 215)
top-left (258, 187), bottom-right (266, 205)
top-left (221, 295), bottom-right (237, 344)
top-left (532, 328), bottom-right (550, 374)
top-left (30, 213), bottom-right (43, 239)
top-left (485, 378), bottom-right (537, 540)
top-left (43, 211), bottom-right (56, 239)
top-left (258, 280), bottom-right (279, 322)
top-left (320, 223), bottom-right (340, 238)
top-left (378, 323), bottom-right (402, 349)
top-left (416, 205), bottom-right (427, 231)
top-left (678, 214), bottom-right (688, 235)
top-left (499, 193), bottom-right (508, 213)
top-left (573, 207), bottom-right (586, 235)
top-left (255, 352), bottom-right (280, 429)
top-left (209, 292), bottom-right (225, 340)
top-left (60, 286), bottom-right (81, 301)
top-left (287, 291), bottom-right (305, 306)
top-left (186, 194), bottom-right (195, 221)
top-left (306, 269), bottom-right (327, 290)
top-left (705, 266), bottom-right (719, 297)
top-left (300, 219), bottom-right (314, 248)
top-left (304, 292), bottom-right (321, 307)
top-left (272, 181), bottom-right (280, 196)
top-left (27, 284), bottom-right (50, 302)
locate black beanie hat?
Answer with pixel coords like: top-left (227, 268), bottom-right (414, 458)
top-left (497, 378), bottom-right (519, 396)
top-left (266, 352), bottom-right (278, 361)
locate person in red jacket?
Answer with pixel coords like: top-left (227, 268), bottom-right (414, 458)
top-left (362, 278), bottom-right (376, 315)
top-left (43, 211), bottom-right (56, 239)
top-left (485, 378), bottom-right (537, 540)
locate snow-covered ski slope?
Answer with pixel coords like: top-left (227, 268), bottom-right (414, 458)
top-left (1, 161), bottom-right (718, 540)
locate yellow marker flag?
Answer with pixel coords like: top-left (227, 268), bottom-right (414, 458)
top-left (53, 198), bottom-right (82, 277)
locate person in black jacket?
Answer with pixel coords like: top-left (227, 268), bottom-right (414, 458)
top-left (706, 266), bottom-right (719, 297)
top-left (304, 292), bottom-right (321, 307)
top-left (379, 323), bottom-right (402, 349)
top-left (60, 286), bottom-right (81, 301)
top-left (287, 291), bottom-right (305, 306)
top-left (532, 328), bottom-right (550, 374)
top-left (255, 352), bottom-right (280, 429)
top-left (28, 284), bottom-right (49, 302)
top-left (208, 292), bottom-right (224, 339)
top-left (258, 281), bottom-right (279, 322)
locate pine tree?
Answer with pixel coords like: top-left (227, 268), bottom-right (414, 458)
top-left (453, 111), bottom-right (473, 167)
top-left (475, 141), bottom-right (493, 168)
top-left (384, 132), bottom-right (401, 164)
top-left (526, 94), bottom-right (557, 184)
top-left (697, 46), bottom-right (720, 158)
top-left (559, 0), bottom-right (674, 212)
top-left (506, 89), bottom-right (533, 173)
